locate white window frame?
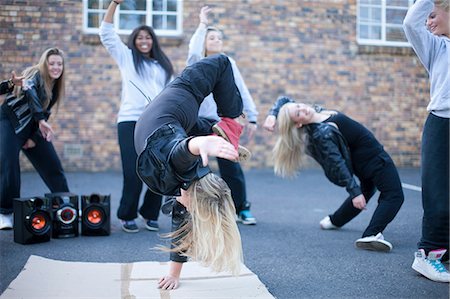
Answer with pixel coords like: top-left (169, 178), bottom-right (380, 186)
top-left (357, 0), bottom-right (414, 47)
top-left (82, 0), bottom-right (183, 37)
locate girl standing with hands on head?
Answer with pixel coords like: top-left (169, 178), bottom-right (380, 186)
top-left (403, 0), bottom-right (449, 283)
top-left (100, 0), bottom-right (174, 233)
top-left (0, 47), bottom-right (70, 229)
top-left (186, 6), bottom-right (259, 224)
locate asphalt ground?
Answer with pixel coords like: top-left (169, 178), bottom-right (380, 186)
top-left (0, 168), bottom-right (449, 298)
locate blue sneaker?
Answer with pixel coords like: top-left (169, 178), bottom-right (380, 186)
top-left (121, 220), bottom-right (139, 233)
top-left (145, 220), bottom-right (159, 232)
top-left (237, 210), bottom-right (257, 225)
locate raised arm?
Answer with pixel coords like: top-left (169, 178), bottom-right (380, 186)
top-left (187, 6), bottom-right (211, 66)
top-left (263, 96), bottom-right (294, 131)
top-left (403, 0), bottom-right (437, 71)
top-left (103, 0), bottom-right (122, 24)
top-left (99, 0), bottom-right (128, 65)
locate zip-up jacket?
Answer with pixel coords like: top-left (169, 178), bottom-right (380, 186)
top-left (1, 72), bottom-right (57, 134)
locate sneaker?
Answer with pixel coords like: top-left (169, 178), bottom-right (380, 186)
top-left (212, 118), bottom-right (251, 162)
top-left (355, 232), bottom-right (392, 252)
top-left (412, 249), bottom-right (450, 283)
top-left (121, 220), bottom-right (139, 233)
top-left (237, 210), bottom-right (257, 225)
top-left (144, 220), bottom-right (159, 232)
top-left (0, 214), bottom-right (13, 230)
top-left (319, 216), bottom-right (338, 230)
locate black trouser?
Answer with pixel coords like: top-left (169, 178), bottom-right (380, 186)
top-left (419, 113), bottom-right (449, 259)
top-left (330, 151), bottom-right (404, 238)
top-left (0, 108), bottom-right (69, 214)
top-left (117, 121), bottom-right (162, 221)
top-left (189, 117), bottom-right (249, 214)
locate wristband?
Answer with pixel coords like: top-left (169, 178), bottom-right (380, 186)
top-left (113, 0), bottom-right (120, 5)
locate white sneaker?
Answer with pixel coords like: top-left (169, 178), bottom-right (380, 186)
top-left (0, 214), bottom-right (13, 230)
top-left (355, 232), bottom-right (392, 252)
top-left (412, 249), bottom-right (450, 283)
top-left (319, 216), bottom-right (338, 230)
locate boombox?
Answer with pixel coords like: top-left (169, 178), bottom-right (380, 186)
top-left (45, 192), bottom-right (79, 238)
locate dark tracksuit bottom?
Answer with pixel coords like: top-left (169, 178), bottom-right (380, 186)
top-left (117, 121), bottom-right (161, 221)
top-left (0, 107), bottom-right (69, 214)
top-left (419, 113), bottom-right (449, 260)
top-left (329, 151), bottom-right (404, 238)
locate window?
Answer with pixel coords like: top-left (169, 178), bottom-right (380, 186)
top-left (83, 0), bottom-right (183, 36)
top-left (357, 0), bottom-right (413, 47)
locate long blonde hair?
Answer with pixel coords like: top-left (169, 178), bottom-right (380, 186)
top-left (273, 104), bottom-right (307, 178)
top-left (163, 173), bottom-right (243, 275)
top-left (16, 47), bottom-right (65, 110)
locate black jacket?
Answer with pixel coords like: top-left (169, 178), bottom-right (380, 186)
top-left (269, 96), bottom-right (362, 199)
top-left (136, 123), bottom-right (210, 197)
top-left (1, 72), bottom-right (57, 134)
top-left (0, 80), bottom-right (13, 95)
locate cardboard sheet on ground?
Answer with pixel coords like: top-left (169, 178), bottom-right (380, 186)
top-left (0, 255), bottom-right (274, 298)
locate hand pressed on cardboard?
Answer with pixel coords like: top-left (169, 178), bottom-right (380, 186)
top-left (158, 261), bottom-right (183, 290)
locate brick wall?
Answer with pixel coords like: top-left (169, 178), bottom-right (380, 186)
top-left (1, 0), bottom-right (428, 171)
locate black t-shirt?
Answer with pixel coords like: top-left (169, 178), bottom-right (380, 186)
top-left (326, 112), bottom-right (384, 167)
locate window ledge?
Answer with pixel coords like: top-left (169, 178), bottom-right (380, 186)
top-left (357, 44), bottom-right (416, 56)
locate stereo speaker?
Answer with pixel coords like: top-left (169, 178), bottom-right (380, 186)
top-left (13, 197), bottom-right (52, 244)
top-left (81, 194), bottom-right (110, 236)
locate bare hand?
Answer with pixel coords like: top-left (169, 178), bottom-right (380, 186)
top-left (39, 120), bottom-right (54, 142)
top-left (199, 6), bottom-right (211, 25)
top-left (188, 135), bottom-right (239, 166)
top-left (22, 139), bottom-right (36, 150)
top-left (158, 275), bottom-right (179, 290)
top-left (11, 71), bottom-right (24, 87)
top-left (245, 122), bottom-right (257, 140)
top-left (352, 194), bottom-right (367, 210)
top-left (263, 115), bottom-right (277, 132)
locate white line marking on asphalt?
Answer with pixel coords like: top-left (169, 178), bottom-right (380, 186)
top-left (401, 183), bottom-right (422, 192)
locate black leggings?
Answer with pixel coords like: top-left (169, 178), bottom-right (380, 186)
top-left (134, 54), bottom-right (243, 153)
top-left (330, 151), bottom-right (404, 238)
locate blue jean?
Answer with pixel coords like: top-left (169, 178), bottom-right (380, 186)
top-left (0, 107), bottom-right (69, 214)
top-left (117, 121), bottom-right (161, 221)
top-left (419, 113), bottom-right (449, 259)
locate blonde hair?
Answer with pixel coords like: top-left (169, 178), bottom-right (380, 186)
top-left (435, 0), bottom-right (449, 11)
top-left (273, 104), bottom-right (307, 178)
top-left (163, 173), bottom-right (243, 275)
top-left (16, 47), bottom-right (65, 110)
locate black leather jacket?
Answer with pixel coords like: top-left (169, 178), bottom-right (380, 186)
top-left (136, 123), bottom-right (210, 197)
top-left (268, 96), bottom-right (362, 199)
top-left (1, 72), bottom-right (57, 134)
top-left (0, 80), bottom-right (13, 95)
